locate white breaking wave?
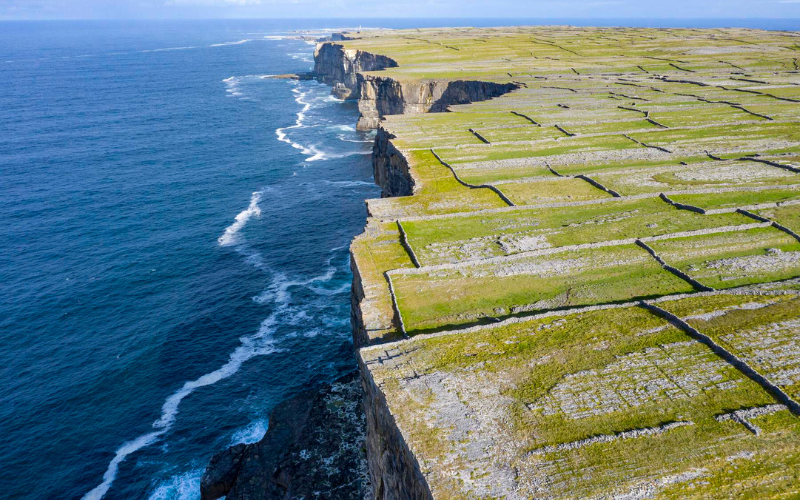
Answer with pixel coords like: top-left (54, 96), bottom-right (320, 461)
top-left (218, 191), bottom-right (262, 247)
top-left (209, 39), bottom-right (251, 47)
top-left (323, 180), bottom-right (376, 187)
top-left (290, 53), bottom-right (313, 63)
top-left (305, 145), bottom-right (327, 162)
top-left (83, 62), bottom-right (359, 495)
top-left (126, 246), bottom-right (346, 500)
top-left (337, 134), bottom-right (373, 143)
top-left (230, 419), bottom-right (269, 445)
top-left (322, 151), bottom-right (372, 160)
top-left (82, 431), bottom-right (165, 500)
top-left (308, 281), bottom-right (352, 296)
top-left (275, 83), bottom-right (329, 162)
top-left (153, 316), bottom-right (279, 431)
top-left (223, 74), bottom-right (274, 99)
top-left (147, 469), bottom-right (203, 500)
top-left (83, 310), bottom-right (281, 500)
top-left (252, 264), bottom-right (337, 306)
top-left (223, 75), bottom-right (243, 97)
top-left (140, 46), bottom-right (198, 53)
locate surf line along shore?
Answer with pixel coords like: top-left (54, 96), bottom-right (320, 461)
top-left (196, 30), bottom-right (491, 500)
top-left (208, 25), bottom-right (800, 500)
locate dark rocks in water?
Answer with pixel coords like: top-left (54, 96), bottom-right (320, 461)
top-left (202, 443), bottom-right (247, 499)
top-left (200, 373), bottom-right (369, 500)
top-left (268, 73), bottom-right (315, 80)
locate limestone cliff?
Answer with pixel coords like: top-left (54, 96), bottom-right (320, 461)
top-left (371, 127), bottom-right (415, 198)
top-left (313, 42), bottom-right (398, 100)
top-left (313, 37), bottom-right (521, 500)
top-left (356, 75), bottom-right (519, 129)
top-left (359, 356), bottom-right (433, 500)
top-left (313, 41), bottom-right (519, 130)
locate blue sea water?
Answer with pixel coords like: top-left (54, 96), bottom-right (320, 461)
top-left (0, 20), bottom-right (378, 500)
top-left (2, 17), bottom-right (799, 500)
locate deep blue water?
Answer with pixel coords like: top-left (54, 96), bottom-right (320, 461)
top-left (2, 17), bottom-right (799, 500)
top-left (0, 20), bottom-right (378, 500)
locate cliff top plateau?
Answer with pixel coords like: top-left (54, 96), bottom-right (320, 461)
top-left (318, 26), bottom-right (800, 499)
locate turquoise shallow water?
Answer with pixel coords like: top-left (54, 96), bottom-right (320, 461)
top-left (1, 17), bottom-right (798, 500)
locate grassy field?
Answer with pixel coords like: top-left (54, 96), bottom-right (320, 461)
top-left (648, 227), bottom-right (800, 289)
top-left (340, 26), bottom-right (800, 499)
top-left (391, 243), bottom-right (694, 332)
top-left (402, 197), bottom-right (752, 265)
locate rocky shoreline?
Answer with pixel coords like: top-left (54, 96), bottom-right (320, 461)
top-left (200, 372), bottom-right (370, 500)
top-left (201, 35), bottom-right (517, 499)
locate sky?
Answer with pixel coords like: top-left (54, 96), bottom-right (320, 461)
top-left (0, 0), bottom-right (799, 20)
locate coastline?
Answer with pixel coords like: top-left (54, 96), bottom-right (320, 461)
top-left (201, 372), bottom-right (370, 500)
top-left (201, 34), bottom-right (516, 499)
top-left (205, 25), bottom-right (800, 499)
top-left (9, 21), bottom-right (800, 500)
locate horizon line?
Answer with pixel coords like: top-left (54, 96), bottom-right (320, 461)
top-left (2, 16), bottom-right (800, 21)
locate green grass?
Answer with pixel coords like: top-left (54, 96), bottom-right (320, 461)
top-left (566, 119), bottom-right (662, 135)
top-left (498, 177), bottom-right (612, 205)
top-left (473, 125), bottom-right (564, 143)
top-left (756, 204), bottom-right (800, 234)
top-left (648, 226), bottom-right (800, 289)
top-left (349, 220), bottom-right (416, 343)
top-left (551, 155), bottom-right (709, 176)
top-left (346, 26), bottom-right (800, 498)
top-left (439, 134), bottom-right (640, 164)
top-left (630, 122), bottom-right (800, 148)
top-left (364, 304), bottom-right (797, 499)
top-left (650, 105), bottom-right (770, 128)
top-left (680, 295), bottom-right (800, 399)
top-left (594, 161), bottom-right (800, 196)
top-left (402, 197), bottom-right (751, 265)
top-left (656, 292), bottom-right (787, 319)
top-left (670, 188), bottom-right (800, 210)
top-left (391, 244), bottom-right (694, 332)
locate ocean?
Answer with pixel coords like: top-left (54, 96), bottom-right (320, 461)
top-left (0, 20), bottom-right (378, 500)
top-left (1, 17), bottom-right (798, 500)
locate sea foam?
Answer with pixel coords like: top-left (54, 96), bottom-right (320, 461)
top-left (146, 469), bottom-right (203, 500)
top-left (274, 83), bottom-right (331, 162)
top-left (218, 191), bottom-right (262, 247)
top-left (230, 419), bottom-right (269, 445)
top-left (209, 39), bottom-right (251, 48)
top-left (83, 310), bottom-right (280, 500)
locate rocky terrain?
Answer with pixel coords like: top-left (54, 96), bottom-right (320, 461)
top-left (200, 374), bottom-right (370, 500)
top-left (321, 26), bottom-right (800, 499)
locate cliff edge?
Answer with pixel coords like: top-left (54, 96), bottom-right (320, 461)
top-left (323, 26), bottom-right (800, 500)
top-left (313, 41), bottom-right (518, 130)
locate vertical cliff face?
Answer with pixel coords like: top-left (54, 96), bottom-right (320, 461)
top-left (359, 357), bottom-right (434, 500)
top-left (371, 127), bottom-right (415, 198)
top-left (313, 42), bottom-right (399, 100)
top-left (314, 41), bottom-right (519, 129)
top-left (356, 76), bottom-right (519, 130)
top-left (313, 39), bottom-right (520, 500)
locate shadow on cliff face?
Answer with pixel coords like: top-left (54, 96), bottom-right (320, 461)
top-left (313, 41), bottom-right (521, 130)
top-left (200, 373), bottom-right (369, 500)
top-left (428, 80), bottom-right (521, 112)
top-left (354, 77), bottom-right (522, 130)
